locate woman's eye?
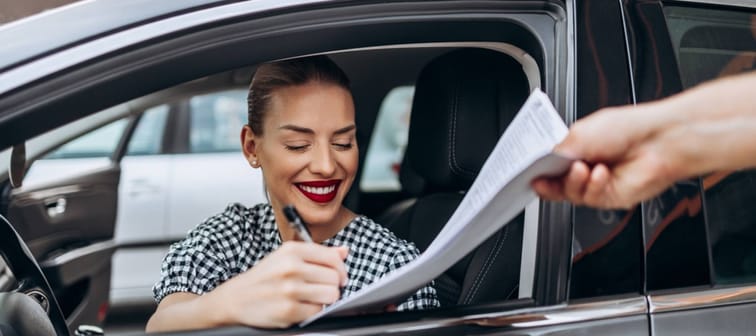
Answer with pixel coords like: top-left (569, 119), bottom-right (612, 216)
top-left (333, 143), bottom-right (353, 150)
top-left (285, 144), bottom-right (308, 152)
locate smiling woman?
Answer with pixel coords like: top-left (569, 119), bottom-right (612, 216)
top-left (145, 55), bottom-right (439, 332)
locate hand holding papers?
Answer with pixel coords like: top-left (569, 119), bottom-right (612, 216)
top-left (302, 90), bottom-right (573, 325)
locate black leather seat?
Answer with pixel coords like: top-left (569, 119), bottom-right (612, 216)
top-left (382, 48), bottom-right (530, 306)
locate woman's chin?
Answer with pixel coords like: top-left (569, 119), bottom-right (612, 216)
top-left (300, 206), bottom-right (342, 226)
top-left (300, 198), bottom-right (353, 224)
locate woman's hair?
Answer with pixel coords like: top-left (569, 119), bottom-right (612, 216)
top-left (247, 55), bottom-right (351, 135)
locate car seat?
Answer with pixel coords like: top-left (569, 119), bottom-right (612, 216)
top-left (381, 48), bottom-right (530, 306)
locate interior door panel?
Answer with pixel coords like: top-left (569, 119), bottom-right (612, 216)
top-left (6, 163), bottom-right (120, 331)
top-left (8, 164), bottom-right (119, 257)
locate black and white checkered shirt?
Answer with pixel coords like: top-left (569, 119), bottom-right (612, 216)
top-left (153, 203), bottom-right (439, 311)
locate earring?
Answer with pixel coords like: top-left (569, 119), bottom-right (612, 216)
top-left (252, 159), bottom-right (258, 167)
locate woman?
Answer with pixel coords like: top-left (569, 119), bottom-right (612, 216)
top-left (146, 56), bottom-right (439, 331)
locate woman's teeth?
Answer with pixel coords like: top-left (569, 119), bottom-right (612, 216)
top-left (300, 185), bottom-right (336, 194)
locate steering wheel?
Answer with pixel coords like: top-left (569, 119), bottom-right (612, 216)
top-left (0, 214), bottom-right (69, 336)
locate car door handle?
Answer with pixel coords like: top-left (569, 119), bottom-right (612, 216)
top-left (128, 179), bottom-right (160, 196)
top-left (44, 197), bottom-right (67, 218)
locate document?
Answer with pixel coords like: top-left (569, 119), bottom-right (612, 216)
top-left (302, 89), bottom-right (573, 325)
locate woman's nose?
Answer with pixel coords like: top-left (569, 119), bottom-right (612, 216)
top-left (309, 145), bottom-right (336, 176)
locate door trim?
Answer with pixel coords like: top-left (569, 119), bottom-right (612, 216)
top-left (649, 286), bottom-right (756, 313)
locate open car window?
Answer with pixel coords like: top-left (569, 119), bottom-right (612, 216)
top-left (0, 1), bottom-right (583, 334)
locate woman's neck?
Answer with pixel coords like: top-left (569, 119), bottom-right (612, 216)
top-left (274, 205), bottom-right (356, 243)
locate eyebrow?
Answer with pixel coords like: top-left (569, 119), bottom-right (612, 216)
top-left (279, 124), bottom-right (356, 135)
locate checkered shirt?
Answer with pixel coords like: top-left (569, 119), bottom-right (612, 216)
top-left (153, 203), bottom-right (439, 311)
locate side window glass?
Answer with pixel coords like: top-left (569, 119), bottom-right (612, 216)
top-left (704, 172), bottom-right (756, 284)
top-left (189, 90), bottom-right (247, 153)
top-left (42, 119), bottom-right (129, 159)
top-left (665, 7), bottom-right (755, 86)
top-left (360, 86), bottom-right (414, 192)
top-left (126, 105), bottom-right (170, 156)
top-left (570, 207), bottom-right (642, 299)
top-left (664, 6), bottom-right (756, 286)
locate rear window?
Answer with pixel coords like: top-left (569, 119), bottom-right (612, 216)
top-left (360, 86), bottom-right (414, 192)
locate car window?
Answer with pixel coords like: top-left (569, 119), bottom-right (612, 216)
top-left (664, 5), bottom-right (756, 286)
top-left (42, 119), bottom-right (129, 160)
top-left (189, 90), bottom-right (247, 153)
top-left (126, 104), bottom-right (170, 156)
top-left (570, 207), bottom-right (643, 299)
top-left (664, 6), bottom-right (755, 87)
top-left (360, 86), bottom-right (413, 192)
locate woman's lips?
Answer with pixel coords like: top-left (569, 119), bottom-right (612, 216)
top-left (296, 180), bottom-right (341, 203)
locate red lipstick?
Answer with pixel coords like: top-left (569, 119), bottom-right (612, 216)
top-left (296, 180), bottom-right (341, 203)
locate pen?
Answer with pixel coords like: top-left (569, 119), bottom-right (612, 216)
top-left (285, 205), bottom-right (343, 310)
top-left (283, 205), bottom-right (314, 243)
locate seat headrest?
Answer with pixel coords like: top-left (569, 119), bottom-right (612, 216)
top-left (403, 48), bottom-right (530, 192)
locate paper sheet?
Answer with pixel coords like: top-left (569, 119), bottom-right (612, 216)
top-left (302, 90), bottom-right (572, 325)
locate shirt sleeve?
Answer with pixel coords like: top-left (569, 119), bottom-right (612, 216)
top-left (389, 244), bottom-right (441, 311)
top-left (152, 207), bottom-right (244, 303)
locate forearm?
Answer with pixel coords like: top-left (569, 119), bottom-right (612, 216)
top-left (146, 293), bottom-right (228, 332)
top-left (648, 71), bottom-right (756, 177)
top-left (674, 71), bottom-right (756, 121)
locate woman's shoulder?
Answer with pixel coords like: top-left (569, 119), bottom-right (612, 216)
top-left (217, 202), bottom-right (272, 221)
top-left (191, 202), bottom-right (274, 236)
top-left (348, 215), bottom-right (420, 255)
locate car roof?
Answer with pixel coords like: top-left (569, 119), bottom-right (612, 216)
top-left (0, 0), bottom-right (228, 73)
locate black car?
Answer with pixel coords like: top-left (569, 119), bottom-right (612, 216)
top-left (1, 0), bottom-right (755, 335)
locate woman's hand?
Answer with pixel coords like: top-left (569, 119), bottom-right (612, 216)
top-left (146, 242), bottom-right (348, 331)
top-left (209, 242), bottom-right (349, 328)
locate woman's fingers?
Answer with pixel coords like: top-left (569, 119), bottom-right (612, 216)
top-left (287, 301), bottom-right (327, 322)
top-left (286, 282), bottom-right (341, 305)
top-left (208, 243), bottom-right (350, 329)
top-left (286, 243), bottom-right (349, 285)
top-left (294, 262), bottom-right (344, 286)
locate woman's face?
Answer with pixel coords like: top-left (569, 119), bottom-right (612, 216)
top-left (243, 81), bottom-right (358, 230)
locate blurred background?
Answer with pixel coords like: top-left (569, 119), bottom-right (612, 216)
top-left (0, 0), bottom-right (77, 24)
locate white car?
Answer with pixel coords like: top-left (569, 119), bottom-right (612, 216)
top-left (21, 78), bottom-right (267, 310)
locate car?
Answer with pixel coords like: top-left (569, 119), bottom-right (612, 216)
top-left (0, 0), bottom-right (754, 335)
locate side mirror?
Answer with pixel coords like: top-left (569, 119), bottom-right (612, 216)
top-left (9, 143), bottom-right (25, 188)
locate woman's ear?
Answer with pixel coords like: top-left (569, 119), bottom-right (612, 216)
top-left (241, 125), bottom-right (261, 168)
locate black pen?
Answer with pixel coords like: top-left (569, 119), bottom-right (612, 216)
top-left (283, 205), bottom-right (314, 243)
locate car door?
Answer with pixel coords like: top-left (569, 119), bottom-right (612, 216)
top-left (623, 1), bottom-right (756, 334)
top-left (109, 104), bottom-right (172, 308)
top-left (165, 89), bottom-right (266, 239)
top-left (4, 121), bottom-right (127, 331)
